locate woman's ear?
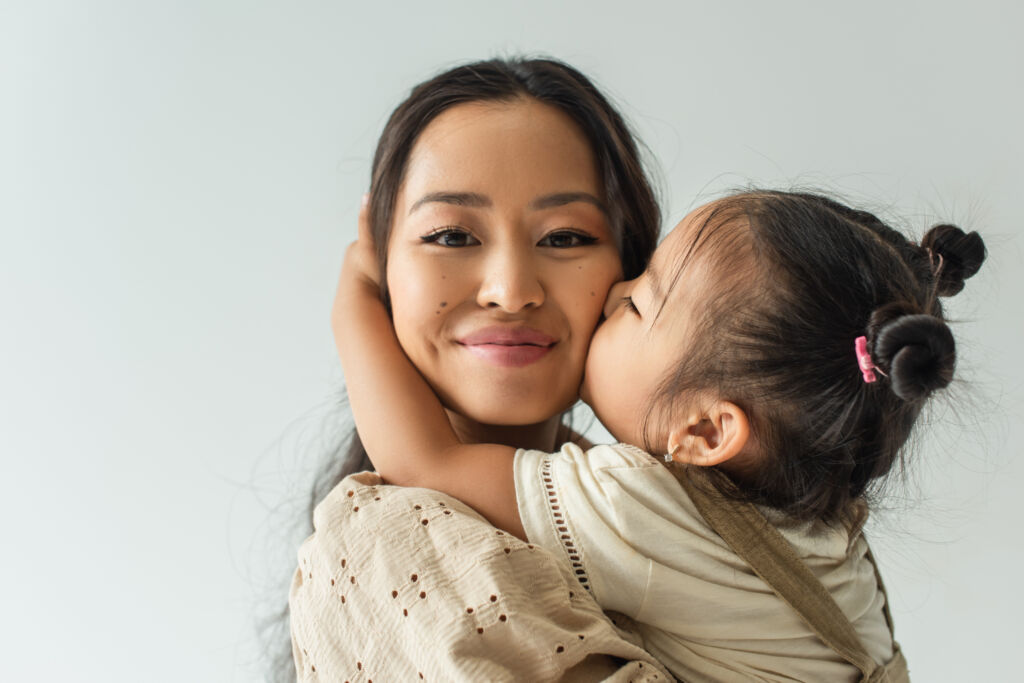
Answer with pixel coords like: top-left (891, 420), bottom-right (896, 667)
top-left (666, 400), bottom-right (750, 467)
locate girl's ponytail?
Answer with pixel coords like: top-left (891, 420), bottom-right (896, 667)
top-left (861, 222), bottom-right (986, 403)
top-left (920, 223), bottom-right (987, 296)
top-left (868, 307), bottom-right (956, 402)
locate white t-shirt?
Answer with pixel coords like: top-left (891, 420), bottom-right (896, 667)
top-left (514, 442), bottom-right (895, 683)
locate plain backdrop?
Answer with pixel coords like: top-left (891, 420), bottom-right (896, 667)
top-left (3, 1), bottom-right (1022, 681)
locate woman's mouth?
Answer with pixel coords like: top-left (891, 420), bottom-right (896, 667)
top-left (457, 326), bottom-right (557, 368)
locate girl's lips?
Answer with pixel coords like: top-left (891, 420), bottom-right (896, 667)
top-left (457, 326), bottom-right (557, 367)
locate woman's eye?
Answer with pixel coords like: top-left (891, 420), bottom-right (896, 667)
top-left (538, 230), bottom-right (597, 248)
top-left (420, 227), bottom-right (479, 248)
top-left (622, 296), bottom-right (639, 315)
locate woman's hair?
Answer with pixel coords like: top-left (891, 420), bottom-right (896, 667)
top-left (651, 190), bottom-right (986, 522)
top-left (269, 57), bottom-right (661, 681)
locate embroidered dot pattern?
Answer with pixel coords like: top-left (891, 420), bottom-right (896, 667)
top-left (301, 485), bottom-right (637, 681)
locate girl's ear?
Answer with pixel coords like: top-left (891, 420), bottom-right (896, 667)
top-left (666, 401), bottom-right (750, 467)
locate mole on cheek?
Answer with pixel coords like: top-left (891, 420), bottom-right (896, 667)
top-left (440, 301), bottom-right (447, 307)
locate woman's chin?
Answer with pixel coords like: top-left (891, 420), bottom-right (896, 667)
top-left (445, 390), bottom-right (578, 428)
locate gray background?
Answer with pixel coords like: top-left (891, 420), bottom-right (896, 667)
top-left (3, 1), bottom-right (1022, 681)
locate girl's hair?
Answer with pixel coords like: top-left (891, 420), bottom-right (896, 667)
top-left (269, 57), bottom-right (661, 681)
top-left (654, 190), bottom-right (985, 522)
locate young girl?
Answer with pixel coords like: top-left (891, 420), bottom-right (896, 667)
top-left (335, 189), bottom-right (985, 681)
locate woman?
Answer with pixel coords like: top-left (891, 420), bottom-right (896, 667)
top-left (287, 57), bottom-right (668, 681)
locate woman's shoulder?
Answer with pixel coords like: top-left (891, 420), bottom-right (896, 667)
top-left (311, 471), bottom-right (488, 535)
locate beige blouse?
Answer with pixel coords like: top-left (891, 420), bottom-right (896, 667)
top-left (515, 442), bottom-right (895, 682)
top-left (289, 471), bottom-right (673, 682)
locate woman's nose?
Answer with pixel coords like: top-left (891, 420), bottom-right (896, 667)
top-left (476, 251), bottom-right (545, 313)
top-left (603, 280), bottom-right (630, 318)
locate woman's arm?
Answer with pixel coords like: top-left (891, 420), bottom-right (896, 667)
top-left (333, 200), bottom-right (524, 537)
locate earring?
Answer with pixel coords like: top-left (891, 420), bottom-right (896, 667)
top-left (664, 444), bottom-right (681, 464)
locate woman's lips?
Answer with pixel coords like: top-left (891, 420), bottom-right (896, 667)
top-left (457, 326), bottom-right (557, 368)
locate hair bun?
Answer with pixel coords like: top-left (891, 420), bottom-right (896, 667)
top-left (873, 313), bottom-right (956, 401)
top-left (920, 223), bottom-right (986, 296)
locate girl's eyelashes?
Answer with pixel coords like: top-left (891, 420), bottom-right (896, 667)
top-left (538, 229), bottom-right (598, 248)
top-left (420, 226), bottom-right (479, 247)
top-left (622, 296), bottom-right (639, 315)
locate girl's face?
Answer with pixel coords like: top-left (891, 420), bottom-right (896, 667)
top-left (386, 98), bottom-right (623, 426)
top-left (581, 207), bottom-right (715, 452)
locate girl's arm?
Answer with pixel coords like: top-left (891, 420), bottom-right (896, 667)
top-left (332, 200), bottom-right (524, 538)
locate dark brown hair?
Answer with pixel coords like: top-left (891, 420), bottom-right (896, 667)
top-left (269, 57), bottom-right (661, 681)
top-left (652, 190), bottom-right (985, 521)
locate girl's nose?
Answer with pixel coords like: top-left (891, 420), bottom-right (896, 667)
top-left (476, 251), bottom-right (545, 313)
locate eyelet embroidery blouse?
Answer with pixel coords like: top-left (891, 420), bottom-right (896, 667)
top-left (289, 471), bottom-right (671, 682)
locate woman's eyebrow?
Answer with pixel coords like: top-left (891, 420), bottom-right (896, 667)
top-left (529, 192), bottom-right (608, 216)
top-left (408, 191), bottom-right (490, 215)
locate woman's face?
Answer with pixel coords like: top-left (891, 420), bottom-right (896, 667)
top-left (386, 98), bottom-right (622, 426)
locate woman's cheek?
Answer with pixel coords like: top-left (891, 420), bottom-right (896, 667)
top-left (388, 257), bottom-right (451, 360)
top-left (572, 250), bottom-right (623, 328)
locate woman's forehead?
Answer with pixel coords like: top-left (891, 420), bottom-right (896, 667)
top-left (397, 99), bottom-right (603, 212)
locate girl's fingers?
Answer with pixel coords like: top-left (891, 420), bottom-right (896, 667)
top-left (358, 193), bottom-right (373, 247)
top-left (350, 192), bottom-right (381, 286)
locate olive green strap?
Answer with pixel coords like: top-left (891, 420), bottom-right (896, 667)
top-left (674, 468), bottom-right (884, 681)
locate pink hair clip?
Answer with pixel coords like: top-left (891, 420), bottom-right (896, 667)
top-left (854, 336), bottom-right (877, 383)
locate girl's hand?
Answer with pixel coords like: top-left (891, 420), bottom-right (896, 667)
top-left (334, 194), bottom-right (381, 344)
top-left (341, 194), bottom-right (380, 290)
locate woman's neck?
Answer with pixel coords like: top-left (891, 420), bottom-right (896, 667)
top-left (445, 409), bottom-right (567, 452)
